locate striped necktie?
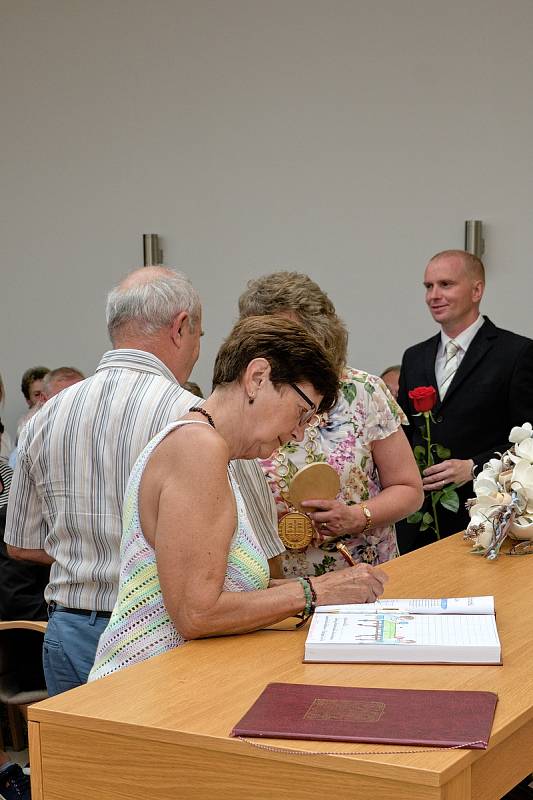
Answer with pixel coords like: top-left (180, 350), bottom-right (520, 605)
top-left (439, 340), bottom-right (460, 399)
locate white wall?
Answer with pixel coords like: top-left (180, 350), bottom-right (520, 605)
top-left (2, 0), bottom-right (532, 435)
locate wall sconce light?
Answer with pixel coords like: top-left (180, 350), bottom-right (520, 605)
top-left (464, 220), bottom-right (485, 259)
top-left (143, 234), bottom-right (164, 266)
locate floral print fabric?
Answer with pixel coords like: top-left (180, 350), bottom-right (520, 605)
top-left (260, 366), bottom-right (407, 577)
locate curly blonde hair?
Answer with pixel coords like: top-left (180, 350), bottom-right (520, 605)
top-left (238, 272), bottom-right (348, 375)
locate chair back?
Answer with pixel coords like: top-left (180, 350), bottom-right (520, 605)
top-left (0, 622), bottom-right (47, 705)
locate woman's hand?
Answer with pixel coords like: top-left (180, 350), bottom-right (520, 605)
top-left (302, 498), bottom-right (361, 537)
top-left (313, 563), bottom-right (388, 605)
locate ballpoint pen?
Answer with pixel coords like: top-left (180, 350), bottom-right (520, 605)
top-left (335, 541), bottom-right (356, 566)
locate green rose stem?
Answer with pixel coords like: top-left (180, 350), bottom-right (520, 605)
top-left (424, 411), bottom-right (441, 540)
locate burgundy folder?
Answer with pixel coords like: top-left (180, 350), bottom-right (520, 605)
top-left (231, 682), bottom-right (498, 749)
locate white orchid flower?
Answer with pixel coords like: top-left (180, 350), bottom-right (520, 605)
top-left (473, 475), bottom-right (500, 497)
top-left (499, 469), bottom-right (514, 491)
top-left (513, 437), bottom-right (533, 464)
top-left (475, 527), bottom-right (494, 550)
top-left (469, 497), bottom-right (508, 520)
top-left (511, 460), bottom-right (533, 513)
top-left (509, 515), bottom-right (533, 541)
top-left (478, 463), bottom-right (500, 481)
top-left (468, 501), bottom-right (488, 519)
top-left (485, 458), bottom-right (503, 474)
top-left (467, 514), bottom-right (493, 550)
top-left (509, 422), bottom-right (533, 444)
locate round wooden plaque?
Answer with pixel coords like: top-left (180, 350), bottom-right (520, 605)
top-left (287, 462), bottom-right (340, 513)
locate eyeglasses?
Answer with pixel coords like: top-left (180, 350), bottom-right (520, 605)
top-left (289, 383), bottom-right (316, 426)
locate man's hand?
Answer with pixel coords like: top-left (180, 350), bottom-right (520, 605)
top-left (6, 545), bottom-right (54, 565)
top-left (422, 458), bottom-right (473, 491)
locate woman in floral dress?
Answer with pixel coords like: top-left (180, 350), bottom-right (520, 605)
top-left (238, 272), bottom-right (423, 577)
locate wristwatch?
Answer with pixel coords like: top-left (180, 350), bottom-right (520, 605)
top-left (359, 503), bottom-right (372, 533)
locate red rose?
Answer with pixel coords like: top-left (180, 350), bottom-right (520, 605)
top-left (408, 385), bottom-right (437, 413)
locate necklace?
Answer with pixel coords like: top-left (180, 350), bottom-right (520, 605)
top-left (188, 406), bottom-right (216, 429)
top-left (272, 413), bottom-right (323, 494)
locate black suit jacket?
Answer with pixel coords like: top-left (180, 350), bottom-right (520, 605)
top-left (397, 317), bottom-right (533, 544)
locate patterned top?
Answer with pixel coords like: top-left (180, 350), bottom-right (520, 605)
top-left (5, 349), bottom-right (281, 611)
top-left (0, 462), bottom-right (12, 510)
top-left (89, 420), bottom-right (270, 680)
top-left (260, 366), bottom-right (407, 577)
top-left (0, 427), bottom-right (14, 465)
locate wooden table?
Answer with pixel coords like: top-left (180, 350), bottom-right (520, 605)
top-left (29, 534), bottom-right (533, 800)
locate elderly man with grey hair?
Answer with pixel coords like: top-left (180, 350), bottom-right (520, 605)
top-left (5, 266), bottom-right (283, 696)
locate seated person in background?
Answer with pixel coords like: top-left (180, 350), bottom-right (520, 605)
top-left (0, 422), bottom-right (14, 556)
top-left (42, 366), bottom-right (85, 400)
top-left (0, 753), bottom-right (30, 799)
top-left (89, 316), bottom-right (387, 681)
top-left (238, 272), bottom-right (423, 577)
top-left (16, 365), bottom-right (49, 437)
top-left (182, 380), bottom-right (204, 398)
top-left (0, 415), bottom-right (49, 623)
top-left (0, 422), bottom-right (38, 800)
top-left (380, 364), bottom-right (401, 400)
top-left (0, 462), bottom-right (49, 622)
top-left (0, 373), bottom-right (14, 463)
top-left (8, 365), bottom-right (84, 469)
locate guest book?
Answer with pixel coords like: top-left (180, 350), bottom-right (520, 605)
top-left (304, 596), bottom-right (501, 665)
top-left (231, 683), bottom-right (498, 749)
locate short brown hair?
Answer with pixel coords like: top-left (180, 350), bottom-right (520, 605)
top-left (183, 380), bottom-right (204, 399)
top-left (238, 272), bottom-right (348, 375)
top-left (380, 365), bottom-right (401, 378)
top-left (213, 316), bottom-right (339, 413)
top-left (21, 366), bottom-right (49, 401)
top-left (429, 250), bottom-right (485, 282)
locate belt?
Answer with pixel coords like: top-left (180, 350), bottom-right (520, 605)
top-left (48, 602), bottom-right (112, 619)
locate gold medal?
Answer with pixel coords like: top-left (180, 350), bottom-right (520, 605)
top-left (278, 511), bottom-right (314, 551)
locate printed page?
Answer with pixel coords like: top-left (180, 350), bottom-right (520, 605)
top-left (315, 596), bottom-right (494, 615)
top-left (307, 611), bottom-right (500, 648)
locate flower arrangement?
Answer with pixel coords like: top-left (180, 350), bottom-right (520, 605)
top-left (406, 386), bottom-right (460, 540)
top-left (464, 422), bottom-right (533, 559)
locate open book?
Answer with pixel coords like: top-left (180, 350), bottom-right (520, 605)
top-left (304, 596), bottom-right (501, 665)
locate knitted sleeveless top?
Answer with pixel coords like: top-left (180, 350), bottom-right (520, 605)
top-left (89, 420), bottom-right (270, 681)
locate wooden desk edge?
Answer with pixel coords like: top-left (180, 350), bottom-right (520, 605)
top-left (29, 700), bottom-right (480, 788)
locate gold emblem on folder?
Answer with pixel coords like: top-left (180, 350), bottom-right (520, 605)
top-left (304, 699), bottom-right (385, 723)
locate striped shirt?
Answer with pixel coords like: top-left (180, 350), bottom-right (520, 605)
top-left (5, 349), bottom-right (282, 611)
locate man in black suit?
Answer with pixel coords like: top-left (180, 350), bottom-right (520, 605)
top-left (397, 249), bottom-right (533, 552)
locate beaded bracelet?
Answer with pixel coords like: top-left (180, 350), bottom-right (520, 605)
top-left (297, 576), bottom-right (312, 616)
top-left (295, 576), bottom-right (317, 627)
top-left (301, 576), bottom-right (317, 614)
